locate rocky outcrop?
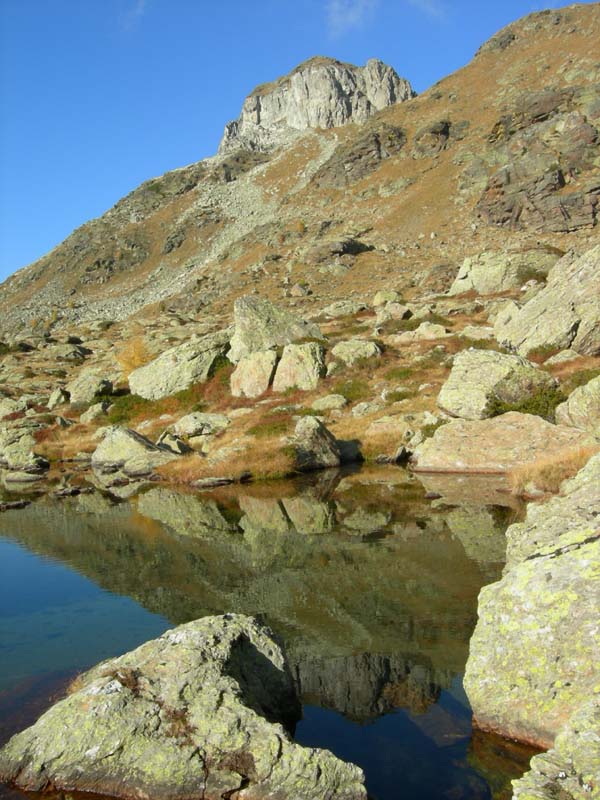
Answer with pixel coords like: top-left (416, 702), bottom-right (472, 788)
top-left (219, 56), bottom-right (413, 153)
top-left (272, 342), bottom-right (326, 392)
top-left (412, 412), bottom-right (593, 473)
top-left (230, 350), bottom-right (278, 398)
top-left (291, 416), bottom-right (341, 471)
top-left (228, 296), bottom-right (322, 364)
top-left (512, 697), bottom-right (600, 799)
top-left (0, 615), bottom-right (366, 800)
top-left (494, 245), bottom-right (600, 356)
top-left (128, 330), bottom-right (230, 400)
top-left (555, 374), bottom-right (600, 436)
top-left (464, 454), bottom-right (600, 752)
top-left (448, 248), bottom-right (560, 296)
top-left (437, 350), bottom-right (556, 420)
top-left (91, 426), bottom-right (179, 477)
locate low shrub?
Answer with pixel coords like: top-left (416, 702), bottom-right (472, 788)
top-left (487, 386), bottom-right (566, 422)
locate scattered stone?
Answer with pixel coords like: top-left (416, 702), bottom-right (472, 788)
top-left (228, 296), bottom-right (321, 364)
top-left (156, 431), bottom-right (192, 455)
top-left (352, 402), bottom-right (383, 417)
top-left (230, 350), bottom-right (278, 398)
top-left (555, 375), bottom-right (600, 435)
top-left (66, 369), bottom-right (113, 405)
top-left (311, 394), bottom-right (348, 412)
top-left (171, 413), bottom-right (231, 438)
top-left (80, 401), bottom-right (110, 424)
top-left (0, 615), bottom-right (366, 800)
top-left (46, 387), bottom-right (69, 410)
top-left (494, 245), bottom-right (600, 356)
top-left (459, 325), bottom-right (495, 341)
top-left (129, 331), bottom-right (230, 401)
top-left (320, 300), bottom-right (368, 318)
top-left (437, 349), bottom-right (556, 420)
top-left (390, 322), bottom-right (450, 344)
top-left (91, 426), bottom-right (179, 477)
top-left (412, 412), bottom-right (594, 473)
top-left (272, 342), bottom-right (326, 392)
top-left (290, 416), bottom-right (341, 471)
top-left (0, 398), bottom-right (26, 419)
top-left (448, 249), bottom-right (559, 296)
top-left (375, 302), bottom-right (412, 324)
top-left (373, 290), bottom-right (401, 306)
top-left (0, 428), bottom-right (49, 474)
top-left (330, 339), bottom-right (381, 367)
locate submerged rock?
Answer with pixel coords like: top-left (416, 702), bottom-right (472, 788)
top-left (437, 349), bottom-right (556, 420)
top-left (0, 615), bottom-right (366, 800)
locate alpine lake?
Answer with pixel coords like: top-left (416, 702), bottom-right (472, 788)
top-left (0, 465), bottom-right (539, 800)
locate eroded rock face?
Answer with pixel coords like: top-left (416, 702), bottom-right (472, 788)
top-left (493, 245), bottom-right (600, 356)
top-left (128, 331), bottom-right (230, 400)
top-left (555, 374), bottom-right (600, 436)
top-left (228, 296), bottom-right (322, 365)
top-left (412, 412), bottom-right (593, 473)
top-left (464, 455), bottom-right (600, 750)
top-left (448, 249), bottom-right (560, 296)
top-left (437, 350), bottom-right (556, 420)
top-left (0, 615), bottom-right (367, 800)
top-left (219, 56), bottom-right (414, 153)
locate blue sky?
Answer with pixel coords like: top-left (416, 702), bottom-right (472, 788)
top-left (0, 0), bottom-right (590, 282)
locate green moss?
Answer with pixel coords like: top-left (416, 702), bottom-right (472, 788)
top-left (487, 386), bottom-right (567, 422)
top-left (421, 420), bottom-right (447, 439)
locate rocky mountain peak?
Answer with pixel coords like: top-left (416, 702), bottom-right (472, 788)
top-left (218, 56), bottom-right (415, 154)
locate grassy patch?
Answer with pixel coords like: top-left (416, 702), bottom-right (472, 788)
top-left (562, 368), bottom-right (600, 394)
top-left (508, 446), bottom-right (599, 496)
top-left (487, 386), bottom-right (566, 423)
top-left (526, 345), bottom-right (562, 364)
top-left (247, 414), bottom-right (292, 438)
top-left (384, 366), bottom-right (412, 381)
top-left (106, 388), bottom-right (207, 425)
top-left (332, 377), bottom-right (370, 403)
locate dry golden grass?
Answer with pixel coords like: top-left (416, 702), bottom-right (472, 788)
top-left (116, 336), bottom-right (152, 378)
top-left (34, 424), bottom-right (99, 462)
top-left (156, 444), bottom-right (295, 484)
top-left (508, 445), bottom-right (600, 497)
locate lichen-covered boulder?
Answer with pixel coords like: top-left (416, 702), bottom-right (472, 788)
top-left (228, 296), bottom-right (322, 364)
top-left (494, 245), bottom-right (600, 356)
top-left (272, 342), bottom-right (326, 392)
top-left (128, 331), bottom-right (230, 400)
top-left (389, 321), bottom-right (450, 344)
top-left (448, 249), bottom-right (559, 296)
top-left (291, 416), bottom-right (342, 471)
top-left (0, 615), bottom-right (366, 800)
top-left (91, 426), bottom-right (179, 477)
top-left (437, 349), bottom-right (556, 420)
top-left (412, 412), bottom-right (593, 473)
top-left (230, 350), bottom-right (278, 398)
top-left (0, 427), bottom-right (48, 473)
top-left (330, 339), bottom-right (381, 367)
top-left (66, 368), bottom-right (113, 405)
top-left (555, 374), bottom-right (600, 436)
top-left (312, 394), bottom-right (348, 412)
top-left (464, 525), bottom-right (600, 749)
top-left (0, 397), bottom-right (26, 419)
top-left (171, 412), bottom-right (231, 438)
top-left (512, 697), bottom-right (600, 800)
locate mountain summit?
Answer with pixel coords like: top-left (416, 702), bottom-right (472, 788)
top-left (219, 56), bottom-right (415, 153)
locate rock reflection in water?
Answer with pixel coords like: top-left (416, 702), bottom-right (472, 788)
top-left (0, 467), bottom-right (522, 725)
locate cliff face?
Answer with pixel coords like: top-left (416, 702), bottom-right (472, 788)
top-left (219, 57), bottom-right (415, 153)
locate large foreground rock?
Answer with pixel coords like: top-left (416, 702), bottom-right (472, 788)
top-left (230, 350), bottom-right (278, 398)
top-left (91, 427), bottom-right (179, 477)
top-left (0, 615), bottom-right (366, 800)
top-left (228, 296), bottom-right (322, 364)
top-left (437, 350), bottom-right (556, 419)
top-left (512, 697), bottom-right (600, 799)
top-left (555, 374), bottom-right (600, 436)
top-left (494, 245), bottom-right (600, 356)
top-left (272, 342), bottom-right (326, 392)
top-left (413, 412), bottom-right (593, 472)
top-left (448, 248), bottom-right (559, 296)
top-left (128, 331), bottom-right (229, 400)
top-left (291, 417), bottom-right (342, 471)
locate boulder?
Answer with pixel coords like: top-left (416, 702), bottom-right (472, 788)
top-left (459, 325), bottom-right (495, 341)
top-left (0, 615), bottom-right (366, 800)
top-left (46, 387), bottom-right (69, 410)
top-left (512, 697), bottom-right (600, 800)
top-left (321, 300), bottom-right (368, 319)
top-left (375, 302), bottom-right (412, 324)
top-left (272, 342), bottom-right (326, 392)
top-left (390, 322), bottom-right (450, 344)
top-left (448, 249), bottom-right (559, 296)
top-left (0, 397), bottom-right (26, 419)
top-left (230, 350), bottom-right (278, 398)
top-left (437, 350), bottom-right (557, 420)
top-left (555, 375), bottom-right (600, 436)
top-left (171, 412), bottom-right (231, 438)
top-left (155, 431), bottom-right (192, 455)
top-left (373, 290), bottom-right (401, 306)
top-left (412, 412), bottom-right (594, 473)
top-left (91, 427), bottom-right (179, 477)
top-left (80, 401), bottom-right (110, 424)
top-left (0, 427), bottom-right (49, 474)
top-left (312, 394), bottom-right (348, 412)
top-left (290, 416), bottom-right (342, 471)
top-left (66, 369), bottom-right (113, 405)
top-left (128, 331), bottom-right (230, 400)
top-left (330, 339), bottom-right (381, 367)
top-left (228, 296), bottom-right (322, 364)
top-left (494, 245), bottom-right (600, 356)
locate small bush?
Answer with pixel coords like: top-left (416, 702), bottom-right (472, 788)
top-left (116, 337), bottom-right (152, 378)
top-left (487, 386), bottom-right (566, 422)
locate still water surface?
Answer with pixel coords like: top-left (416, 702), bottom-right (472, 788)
top-left (0, 468), bottom-right (536, 799)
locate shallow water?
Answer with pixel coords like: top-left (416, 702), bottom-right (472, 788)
top-left (0, 467), bottom-right (537, 799)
